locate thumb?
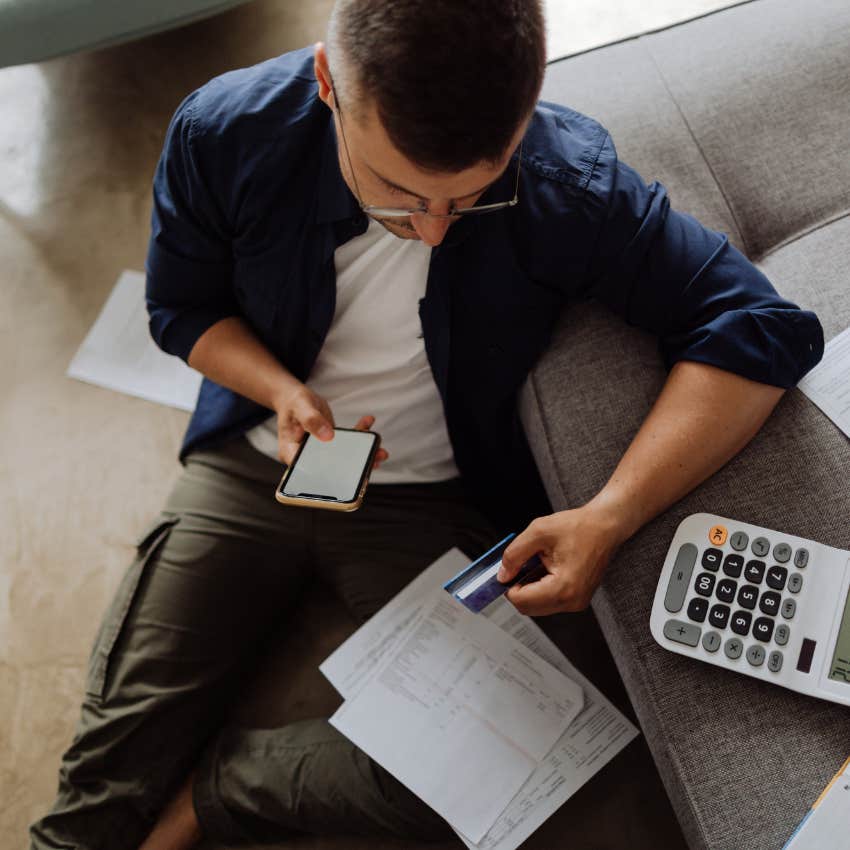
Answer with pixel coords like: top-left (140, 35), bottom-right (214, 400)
top-left (498, 524), bottom-right (547, 582)
top-left (294, 400), bottom-right (334, 441)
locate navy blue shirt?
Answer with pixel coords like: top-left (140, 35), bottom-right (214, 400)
top-left (146, 47), bottom-right (823, 532)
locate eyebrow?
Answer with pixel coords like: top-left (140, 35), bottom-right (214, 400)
top-left (365, 161), bottom-right (500, 202)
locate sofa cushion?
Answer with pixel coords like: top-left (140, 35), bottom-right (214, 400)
top-left (541, 0), bottom-right (850, 262)
top-left (526, 1), bottom-right (850, 848)
top-left (646, 0), bottom-right (850, 260)
top-left (520, 218), bottom-right (850, 850)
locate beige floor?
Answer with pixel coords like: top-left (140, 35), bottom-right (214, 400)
top-left (1, 1), bottom-right (700, 847)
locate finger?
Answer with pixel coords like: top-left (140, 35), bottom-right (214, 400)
top-left (278, 439), bottom-right (300, 465)
top-left (316, 399), bottom-right (337, 431)
top-left (354, 415), bottom-right (376, 431)
top-left (499, 521), bottom-right (550, 581)
top-left (279, 412), bottom-right (304, 441)
top-left (298, 407), bottom-right (334, 441)
top-left (372, 449), bottom-right (389, 469)
top-left (505, 573), bottom-right (568, 617)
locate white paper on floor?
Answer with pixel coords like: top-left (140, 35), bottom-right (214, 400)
top-left (67, 270), bottom-right (202, 411)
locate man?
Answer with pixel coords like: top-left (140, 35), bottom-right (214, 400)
top-left (31, 0), bottom-right (823, 848)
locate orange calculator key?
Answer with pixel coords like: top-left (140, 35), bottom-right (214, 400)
top-left (709, 525), bottom-right (728, 546)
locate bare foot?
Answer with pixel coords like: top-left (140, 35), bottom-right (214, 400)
top-left (138, 770), bottom-right (203, 850)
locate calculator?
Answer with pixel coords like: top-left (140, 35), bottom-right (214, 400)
top-left (650, 513), bottom-right (850, 706)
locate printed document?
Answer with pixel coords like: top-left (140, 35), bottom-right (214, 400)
top-left (798, 326), bottom-right (850, 438)
top-left (330, 593), bottom-right (584, 842)
top-left (470, 599), bottom-right (639, 850)
top-left (322, 548), bottom-right (639, 849)
top-left (320, 549), bottom-right (470, 699)
top-left (67, 270), bottom-right (202, 411)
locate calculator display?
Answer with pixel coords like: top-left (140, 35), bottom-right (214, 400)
top-left (828, 588), bottom-right (850, 684)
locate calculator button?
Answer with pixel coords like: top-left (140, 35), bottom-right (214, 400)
top-left (694, 572), bottom-right (716, 597)
top-left (751, 537), bottom-right (771, 558)
top-left (753, 617), bottom-right (774, 643)
top-left (687, 598), bottom-right (708, 623)
top-left (743, 560), bottom-right (765, 584)
top-left (759, 591), bottom-right (781, 616)
top-left (737, 585), bottom-right (758, 610)
top-left (793, 548), bottom-right (809, 569)
top-left (746, 645), bottom-right (766, 667)
top-left (730, 610), bottom-right (752, 636)
top-left (702, 631), bottom-right (721, 653)
top-left (766, 566), bottom-right (788, 591)
top-left (709, 525), bottom-right (728, 546)
top-left (664, 619), bottom-right (701, 647)
top-left (724, 637), bottom-right (744, 659)
top-left (768, 651), bottom-right (784, 673)
top-left (722, 554), bottom-right (744, 577)
top-left (788, 573), bottom-right (803, 594)
top-left (781, 599), bottom-right (797, 620)
top-left (708, 604), bottom-right (730, 629)
top-left (772, 543), bottom-right (792, 563)
top-left (664, 543), bottom-right (698, 613)
top-left (729, 531), bottom-right (749, 551)
top-left (701, 548), bottom-right (722, 571)
top-left (775, 623), bottom-right (791, 646)
top-left (716, 578), bottom-right (737, 604)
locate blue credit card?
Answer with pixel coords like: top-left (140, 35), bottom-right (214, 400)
top-left (443, 534), bottom-right (547, 613)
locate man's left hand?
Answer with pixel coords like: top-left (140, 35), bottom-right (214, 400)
top-left (497, 504), bottom-right (628, 616)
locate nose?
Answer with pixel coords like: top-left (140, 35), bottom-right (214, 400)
top-left (410, 211), bottom-right (452, 246)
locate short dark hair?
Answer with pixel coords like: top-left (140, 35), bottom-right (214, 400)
top-left (328, 0), bottom-right (545, 172)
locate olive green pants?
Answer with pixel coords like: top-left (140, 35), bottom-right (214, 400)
top-left (29, 438), bottom-right (499, 849)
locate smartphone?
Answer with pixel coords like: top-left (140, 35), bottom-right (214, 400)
top-left (443, 534), bottom-right (548, 612)
top-left (275, 428), bottom-right (381, 512)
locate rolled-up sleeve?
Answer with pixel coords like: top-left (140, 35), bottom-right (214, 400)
top-left (582, 135), bottom-right (824, 387)
top-left (145, 91), bottom-right (237, 363)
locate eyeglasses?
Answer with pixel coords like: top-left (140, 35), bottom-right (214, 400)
top-left (334, 96), bottom-right (522, 220)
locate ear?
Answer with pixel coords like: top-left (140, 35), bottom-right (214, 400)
top-left (314, 42), bottom-right (334, 109)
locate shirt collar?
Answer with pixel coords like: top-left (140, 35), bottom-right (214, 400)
top-left (316, 119), bottom-right (362, 225)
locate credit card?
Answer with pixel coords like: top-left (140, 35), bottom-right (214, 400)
top-left (443, 534), bottom-right (547, 613)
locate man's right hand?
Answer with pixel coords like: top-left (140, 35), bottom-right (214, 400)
top-left (272, 383), bottom-right (389, 470)
top-left (273, 383), bottom-right (336, 464)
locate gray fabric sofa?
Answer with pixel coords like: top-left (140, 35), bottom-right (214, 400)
top-left (521, 0), bottom-right (850, 847)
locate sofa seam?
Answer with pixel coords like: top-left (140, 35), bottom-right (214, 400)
top-left (641, 41), bottom-right (751, 257)
top-left (755, 209), bottom-right (850, 263)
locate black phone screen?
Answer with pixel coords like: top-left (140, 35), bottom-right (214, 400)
top-left (280, 430), bottom-right (377, 502)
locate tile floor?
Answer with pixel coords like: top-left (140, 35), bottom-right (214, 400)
top-left (0, 1), bottom-right (711, 847)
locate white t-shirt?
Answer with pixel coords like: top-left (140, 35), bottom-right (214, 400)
top-left (245, 218), bottom-right (460, 484)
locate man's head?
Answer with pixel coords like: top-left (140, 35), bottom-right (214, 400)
top-left (315, 0), bottom-right (545, 245)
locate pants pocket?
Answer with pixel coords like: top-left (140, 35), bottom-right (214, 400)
top-left (84, 513), bottom-right (180, 700)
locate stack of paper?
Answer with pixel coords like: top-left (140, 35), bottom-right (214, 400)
top-left (321, 549), bottom-right (639, 849)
